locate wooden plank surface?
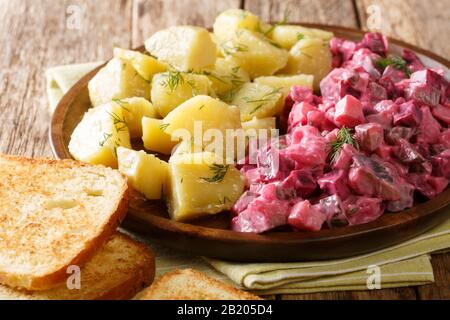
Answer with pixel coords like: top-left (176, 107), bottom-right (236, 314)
top-left (355, 0), bottom-right (450, 57)
top-left (245, 0), bottom-right (359, 27)
top-left (0, 0), bottom-right (449, 300)
top-left (0, 0), bottom-right (132, 158)
top-left (131, 0), bottom-right (241, 47)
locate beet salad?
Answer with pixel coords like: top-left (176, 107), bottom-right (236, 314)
top-left (232, 32), bottom-right (450, 233)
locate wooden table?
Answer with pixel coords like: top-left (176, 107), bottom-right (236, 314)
top-left (0, 0), bottom-right (449, 300)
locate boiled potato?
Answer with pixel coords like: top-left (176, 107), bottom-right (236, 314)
top-left (151, 71), bottom-right (214, 117)
top-left (142, 117), bottom-right (178, 155)
top-left (112, 97), bottom-right (158, 138)
top-left (167, 151), bottom-right (245, 221)
top-left (254, 74), bottom-right (314, 93)
top-left (254, 74), bottom-right (314, 111)
top-left (213, 9), bottom-right (261, 43)
top-left (145, 26), bottom-right (217, 71)
top-left (279, 38), bottom-right (332, 90)
top-left (113, 48), bottom-right (167, 81)
top-left (269, 25), bottom-right (334, 49)
top-left (242, 116), bottom-right (276, 136)
top-left (169, 140), bottom-right (204, 162)
top-left (231, 82), bottom-right (283, 121)
top-left (162, 95), bottom-right (242, 142)
top-left (88, 58), bottom-right (151, 107)
top-left (69, 103), bottom-right (131, 168)
top-left (219, 30), bottom-right (289, 79)
top-left (202, 58), bottom-right (250, 98)
top-left (210, 33), bottom-right (224, 58)
top-left (117, 147), bottom-right (168, 200)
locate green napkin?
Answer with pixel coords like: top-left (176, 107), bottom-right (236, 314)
top-left (46, 62), bottom-right (102, 111)
top-left (45, 63), bottom-right (449, 295)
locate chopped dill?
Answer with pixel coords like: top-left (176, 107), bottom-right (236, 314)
top-left (160, 70), bottom-right (185, 93)
top-left (99, 132), bottom-right (113, 147)
top-left (375, 55), bottom-right (412, 77)
top-left (329, 127), bottom-right (359, 162)
top-left (106, 111), bottom-right (128, 133)
top-left (159, 123), bottom-right (170, 132)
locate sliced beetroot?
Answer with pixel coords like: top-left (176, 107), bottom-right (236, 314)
top-left (385, 126), bottom-right (415, 144)
top-left (417, 106), bottom-right (442, 144)
top-left (348, 155), bottom-right (401, 201)
top-left (406, 69), bottom-right (445, 107)
top-left (232, 190), bottom-right (259, 215)
top-left (318, 169), bottom-right (351, 200)
top-left (231, 197), bottom-right (291, 233)
top-left (409, 174), bottom-right (449, 199)
top-left (393, 100), bottom-right (421, 127)
top-left (288, 102), bottom-right (316, 129)
top-left (334, 95), bottom-right (365, 128)
top-left (343, 196), bottom-right (384, 225)
top-left (277, 170), bottom-right (317, 199)
top-left (393, 139), bottom-right (426, 164)
top-left (402, 49), bottom-right (425, 73)
top-left (284, 126), bottom-right (328, 167)
top-left (359, 32), bottom-right (388, 56)
top-left (288, 200), bottom-right (326, 231)
top-left (431, 150), bottom-right (450, 178)
top-left (386, 179), bottom-right (415, 212)
top-left (318, 195), bottom-right (348, 228)
top-left (355, 122), bottom-right (384, 152)
top-left (332, 143), bottom-right (358, 170)
top-left (431, 104), bottom-right (450, 124)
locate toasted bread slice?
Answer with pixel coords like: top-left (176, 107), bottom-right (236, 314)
top-left (0, 233), bottom-right (154, 299)
top-left (136, 268), bottom-right (261, 300)
top-left (0, 154), bottom-right (129, 290)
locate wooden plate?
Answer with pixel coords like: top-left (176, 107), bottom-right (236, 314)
top-left (50, 24), bottom-right (450, 262)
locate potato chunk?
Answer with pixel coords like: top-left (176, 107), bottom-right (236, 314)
top-left (231, 83), bottom-right (283, 121)
top-left (242, 116), bottom-right (276, 134)
top-left (113, 48), bottom-right (167, 81)
top-left (167, 152), bottom-right (245, 221)
top-left (269, 25), bottom-right (334, 49)
top-left (202, 58), bottom-right (250, 98)
top-left (69, 103), bottom-right (131, 168)
top-left (213, 9), bottom-right (261, 43)
top-left (162, 95), bottom-right (242, 141)
top-left (151, 71), bottom-right (214, 117)
top-left (145, 26), bottom-right (217, 71)
top-left (88, 58), bottom-right (151, 107)
top-left (254, 74), bottom-right (314, 104)
top-left (219, 30), bottom-right (289, 79)
top-left (279, 38), bottom-right (332, 89)
top-left (117, 147), bottom-right (168, 200)
top-left (112, 97), bottom-right (158, 138)
top-left (142, 117), bottom-right (178, 155)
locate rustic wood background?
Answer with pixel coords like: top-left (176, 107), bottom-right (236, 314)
top-left (0, 0), bottom-right (449, 299)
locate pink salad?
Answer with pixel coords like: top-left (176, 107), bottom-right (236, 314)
top-left (232, 32), bottom-right (450, 233)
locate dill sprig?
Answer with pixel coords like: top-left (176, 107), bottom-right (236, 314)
top-left (201, 164), bottom-right (229, 183)
top-left (375, 55), bottom-right (412, 77)
top-left (99, 132), bottom-right (113, 147)
top-left (159, 123), bottom-right (170, 132)
top-left (112, 98), bottom-right (131, 112)
top-left (106, 111), bottom-right (128, 133)
top-left (261, 8), bottom-right (290, 36)
top-left (243, 87), bottom-right (283, 115)
top-left (160, 70), bottom-right (185, 93)
top-left (329, 127), bottom-right (359, 162)
top-left (220, 40), bottom-right (249, 56)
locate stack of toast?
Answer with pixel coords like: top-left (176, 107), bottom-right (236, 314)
top-left (0, 155), bottom-right (154, 299)
top-left (0, 154), bottom-right (260, 300)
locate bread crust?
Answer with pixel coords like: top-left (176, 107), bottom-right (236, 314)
top-left (0, 154), bottom-right (130, 291)
top-left (136, 268), bottom-right (261, 300)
